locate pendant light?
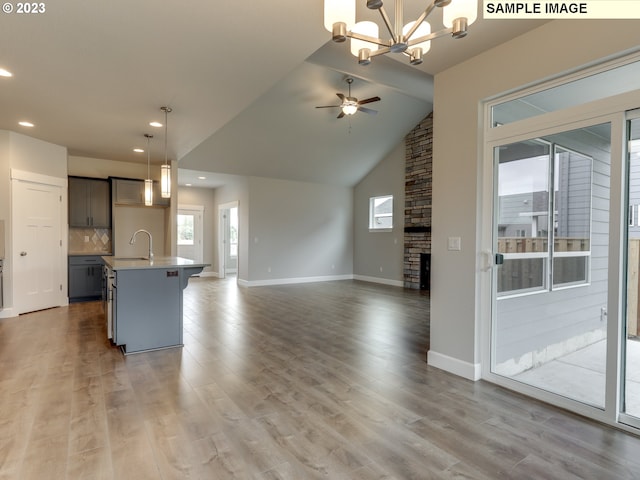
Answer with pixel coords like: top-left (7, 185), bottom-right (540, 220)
top-left (144, 133), bottom-right (153, 206)
top-left (160, 106), bottom-right (172, 199)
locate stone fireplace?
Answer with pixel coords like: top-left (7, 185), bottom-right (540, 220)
top-left (404, 113), bottom-right (432, 289)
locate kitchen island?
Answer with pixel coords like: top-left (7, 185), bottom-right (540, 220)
top-left (102, 256), bottom-right (208, 354)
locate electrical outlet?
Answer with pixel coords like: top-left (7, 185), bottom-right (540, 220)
top-left (84, 235), bottom-right (89, 243)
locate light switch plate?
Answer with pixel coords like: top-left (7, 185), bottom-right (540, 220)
top-left (448, 236), bottom-right (461, 251)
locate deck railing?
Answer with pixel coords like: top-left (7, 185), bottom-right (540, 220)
top-left (497, 236), bottom-right (638, 337)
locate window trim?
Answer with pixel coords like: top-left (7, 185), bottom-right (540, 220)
top-left (369, 195), bottom-right (394, 232)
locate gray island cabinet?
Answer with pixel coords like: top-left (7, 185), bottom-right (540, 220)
top-left (102, 256), bottom-right (208, 354)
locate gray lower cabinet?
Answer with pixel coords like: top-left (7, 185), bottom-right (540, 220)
top-left (68, 256), bottom-right (104, 301)
top-left (113, 268), bottom-right (181, 353)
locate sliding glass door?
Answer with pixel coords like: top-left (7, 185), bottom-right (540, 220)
top-left (492, 123), bottom-right (611, 408)
top-left (623, 114), bottom-right (640, 426)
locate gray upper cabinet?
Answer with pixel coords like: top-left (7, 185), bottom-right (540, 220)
top-left (69, 177), bottom-right (111, 228)
top-left (112, 177), bottom-right (169, 207)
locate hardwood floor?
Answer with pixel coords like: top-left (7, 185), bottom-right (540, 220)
top-left (2, 278), bottom-right (640, 479)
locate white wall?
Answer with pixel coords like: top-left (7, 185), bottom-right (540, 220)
top-left (354, 141), bottom-right (405, 285)
top-left (430, 20), bottom-right (640, 379)
top-left (68, 155), bottom-right (148, 179)
top-left (246, 176), bottom-right (353, 284)
top-left (10, 132), bottom-right (67, 179)
top-left (0, 132), bottom-right (10, 314)
top-left (0, 131), bottom-right (68, 317)
top-left (112, 206), bottom-right (166, 258)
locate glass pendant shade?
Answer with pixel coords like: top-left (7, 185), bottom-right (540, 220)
top-left (324, 0), bottom-right (355, 31)
top-left (350, 21), bottom-right (379, 57)
top-left (404, 21), bottom-right (431, 54)
top-left (161, 164), bottom-right (171, 198)
top-left (144, 179), bottom-right (153, 206)
top-left (443, 0), bottom-right (478, 27)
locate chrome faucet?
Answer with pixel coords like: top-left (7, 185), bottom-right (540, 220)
top-left (129, 229), bottom-right (153, 260)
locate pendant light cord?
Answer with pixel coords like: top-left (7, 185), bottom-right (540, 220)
top-left (162, 106), bottom-right (172, 168)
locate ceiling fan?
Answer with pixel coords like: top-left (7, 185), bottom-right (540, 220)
top-left (315, 77), bottom-right (381, 119)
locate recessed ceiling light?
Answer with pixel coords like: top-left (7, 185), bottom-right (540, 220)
top-left (133, 148), bottom-right (144, 153)
top-left (185, 183), bottom-right (192, 187)
top-left (19, 121), bottom-right (34, 127)
top-left (149, 121), bottom-right (163, 128)
top-left (198, 176), bottom-right (206, 180)
top-left (0, 68), bottom-right (12, 77)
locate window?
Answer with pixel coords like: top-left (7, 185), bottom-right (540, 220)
top-left (495, 138), bottom-right (593, 296)
top-left (369, 195), bottom-right (393, 231)
top-left (229, 206), bottom-right (238, 258)
top-left (177, 214), bottom-right (194, 246)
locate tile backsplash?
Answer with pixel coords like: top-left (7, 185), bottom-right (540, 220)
top-left (69, 228), bottom-right (112, 254)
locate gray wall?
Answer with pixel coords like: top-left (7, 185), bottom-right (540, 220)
top-left (354, 141), bottom-right (405, 284)
top-left (213, 176), bottom-right (250, 280)
top-left (177, 186), bottom-right (217, 276)
top-left (246, 176), bottom-right (353, 283)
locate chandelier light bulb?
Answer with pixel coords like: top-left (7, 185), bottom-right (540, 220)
top-left (324, 0), bottom-right (355, 32)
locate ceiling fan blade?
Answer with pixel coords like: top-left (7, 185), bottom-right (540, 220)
top-left (358, 96), bottom-right (381, 105)
top-left (336, 93), bottom-right (345, 101)
top-left (358, 106), bottom-right (378, 115)
top-left (315, 105), bottom-right (340, 109)
top-left (337, 111), bottom-right (346, 119)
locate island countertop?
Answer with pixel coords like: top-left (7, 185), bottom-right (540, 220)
top-left (102, 255), bottom-right (209, 271)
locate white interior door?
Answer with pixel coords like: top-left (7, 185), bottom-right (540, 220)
top-left (12, 178), bottom-right (64, 314)
top-left (177, 205), bottom-right (203, 262)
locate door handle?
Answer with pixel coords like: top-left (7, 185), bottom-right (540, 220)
top-left (20, 251), bottom-right (27, 256)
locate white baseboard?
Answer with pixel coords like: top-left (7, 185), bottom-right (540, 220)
top-left (241, 274), bottom-right (354, 287)
top-left (235, 274), bottom-right (407, 288)
top-left (0, 307), bottom-right (16, 319)
top-left (353, 275), bottom-right (404, 287)
top-left (427, 350), bottom-right (481, 381)
top-left (199, 271), bottom-right (218, 278)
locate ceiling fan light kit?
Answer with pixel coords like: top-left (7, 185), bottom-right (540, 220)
top-left (324, 0), bottom-right (478, 66)
top-left (316, 77), bottom-right (381, 119)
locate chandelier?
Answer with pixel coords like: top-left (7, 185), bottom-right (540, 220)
top-left (324, 0), bottom-right (478, 66)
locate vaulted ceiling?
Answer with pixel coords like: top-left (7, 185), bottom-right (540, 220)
top-left (0, 1), bottom-right (546, 187)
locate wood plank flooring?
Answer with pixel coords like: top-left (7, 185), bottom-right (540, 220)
top-left (2, 277), bottom-right (640, 479)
